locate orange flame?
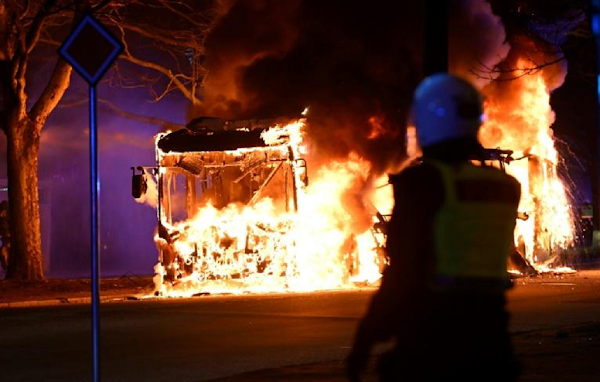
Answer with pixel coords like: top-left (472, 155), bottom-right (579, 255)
top-left (480, 59), bottom-right (574, 267)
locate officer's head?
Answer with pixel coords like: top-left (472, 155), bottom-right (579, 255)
top-left (412, 73), bottom-right (483, 150)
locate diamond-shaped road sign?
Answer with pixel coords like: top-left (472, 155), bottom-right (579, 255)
top-left (59, 14), bottom-right (123, 85)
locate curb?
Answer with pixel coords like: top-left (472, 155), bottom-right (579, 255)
top-left (0, 294), bottom-right (144, 309)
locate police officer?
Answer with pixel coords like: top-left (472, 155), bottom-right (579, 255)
top-left (347, 74), bottom-right (521, 381)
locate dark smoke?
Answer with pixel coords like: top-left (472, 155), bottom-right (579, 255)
top-left (196, 0), bottom-right (424, 175)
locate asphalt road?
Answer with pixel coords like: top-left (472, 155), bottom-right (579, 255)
top-left (1, 270), bottom-right (599, 382)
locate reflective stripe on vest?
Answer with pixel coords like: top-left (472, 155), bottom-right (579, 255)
top-left (425, 159), bottom-right (520, 291)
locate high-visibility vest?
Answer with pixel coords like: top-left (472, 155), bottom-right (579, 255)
top-left (425, 158), bottom-right (520, 292)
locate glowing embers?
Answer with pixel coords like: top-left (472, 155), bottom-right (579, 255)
top-left (480, 59), bottom-right (575, 270)
top-left (152, 119), bottom-right (387, 296)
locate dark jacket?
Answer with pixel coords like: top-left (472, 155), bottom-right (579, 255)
top-left (350, 140), bottom-right (520, 380)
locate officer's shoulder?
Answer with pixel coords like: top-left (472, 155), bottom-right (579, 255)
top-left (389, 162), bottom-right (441, 186)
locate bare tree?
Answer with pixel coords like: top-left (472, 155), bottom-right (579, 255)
top-left (0, 0), bottom-right (219, 280)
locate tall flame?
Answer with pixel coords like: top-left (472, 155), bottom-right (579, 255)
top-left (480, 59), bottom-right (574, 265)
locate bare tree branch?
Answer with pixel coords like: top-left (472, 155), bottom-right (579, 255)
top-left (99, 98), bottom-right (184, 130)
top-left (29, 58), bottom-right (72, 126)
top-left (6, 1), bottom-right (29, 118)
top-left (114, 21), bottom-right (208, 49)
top-left (58, 95), bottom-right (185, 130)
top-left (31, 0), bottom-right (217, 109)
top-left (470, 55), bottom-right (566, 82)
top-left (25, 0), bottom-right (59, 54)
top-left (29, 1), bottom-right (86, 126)
top-left (154, 0), bottom-right (212, 28)
top-left (117, 20), bottom-right (200, 105)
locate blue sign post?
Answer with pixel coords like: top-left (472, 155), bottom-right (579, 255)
top-left (59, 14), bottom-right (122, 382)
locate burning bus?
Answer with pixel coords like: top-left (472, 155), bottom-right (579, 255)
top-left (132, 117), bottom-right (388, 296)
top-left (133, 69), bottom-right (579, 297)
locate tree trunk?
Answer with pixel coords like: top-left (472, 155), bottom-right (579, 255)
top-left (5, 117), bottom-right (44, 280)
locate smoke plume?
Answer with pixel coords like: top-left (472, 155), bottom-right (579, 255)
top-left (196, 0), bottom-right (424, 175)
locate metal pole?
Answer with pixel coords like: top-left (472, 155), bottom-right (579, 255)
top-left (89, 85), bottom-right (101, 382)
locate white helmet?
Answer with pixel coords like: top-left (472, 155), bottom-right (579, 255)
top-left (412, 73), bottom-right (483, 148)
